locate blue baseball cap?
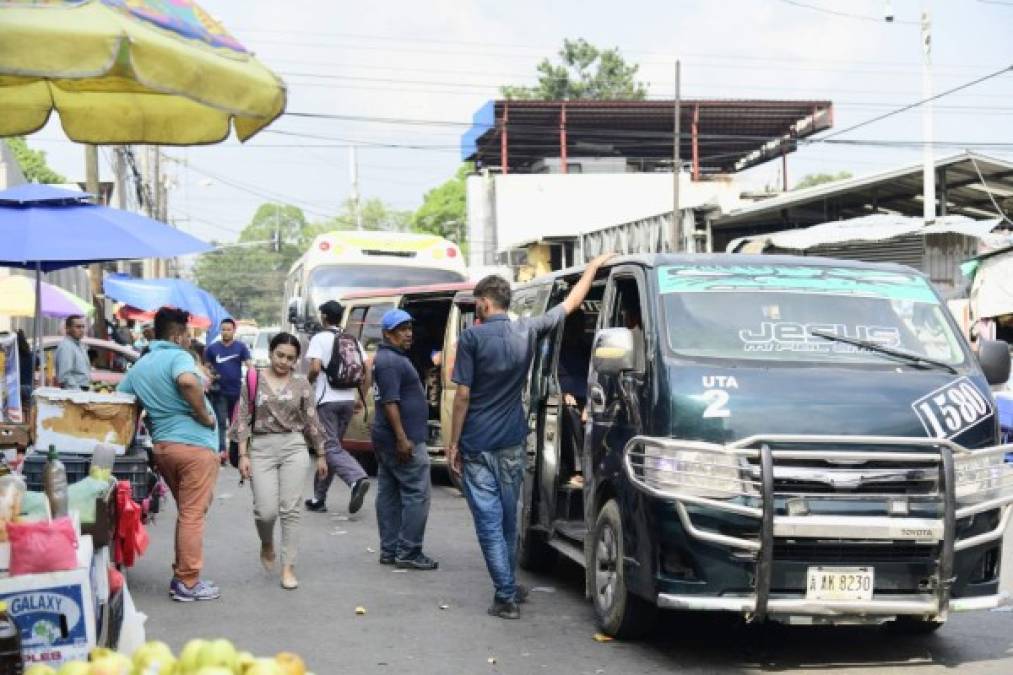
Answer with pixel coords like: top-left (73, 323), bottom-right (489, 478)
top-left (381, 308), bottom-right (413, 332)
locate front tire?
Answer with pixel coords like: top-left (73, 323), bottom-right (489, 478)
top-left (590, 499), bottom-right (656, 639)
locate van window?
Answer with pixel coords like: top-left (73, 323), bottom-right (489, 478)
top-left (362, 303), bottom-right (395, 350)
top-left (608, 276), bottom-right (645, 368)
top-left (511, 286), bottom-right (550, 319)
top-left (345, 306), bottom-right (367, 339)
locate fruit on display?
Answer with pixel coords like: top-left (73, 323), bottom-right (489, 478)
top-left (28, 640), bottom-right (314, 674)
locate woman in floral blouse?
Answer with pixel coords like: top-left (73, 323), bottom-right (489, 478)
top-left (233, 332), bottom-right (328, 590)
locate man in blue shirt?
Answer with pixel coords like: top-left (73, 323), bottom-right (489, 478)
top-left (371, 309), bottom-right (438, 570)
top-left (118, 307), bottom-right (220, 602)
top-left (204, 318), bottom-right (252, 464)
top-left (449, 253), bottom-right (613, 619)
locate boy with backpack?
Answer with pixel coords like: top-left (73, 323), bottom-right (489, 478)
top-left (305, 301), bottom-right (371, 514)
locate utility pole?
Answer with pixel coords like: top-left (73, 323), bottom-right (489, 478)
top-left (113, 147), bottom-right (127, 274)
top-left (670, 60), bottom-right (682, 252)
top-left (350, 146), bottom-right (363, 230)
top-left (921, 10), bottom-right (935, 223)
top-left (85, 145), bottom-right (108, 340)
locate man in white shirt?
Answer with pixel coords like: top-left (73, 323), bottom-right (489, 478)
top-left (305, 300), bottom-right (371, 514)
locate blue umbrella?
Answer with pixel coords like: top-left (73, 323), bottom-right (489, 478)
top-left (0, 183), bottom-right (213, 374)
top-left (103, 274), bottom-right (232, 342)
top-left (0, 184), bottom-right (212, 271)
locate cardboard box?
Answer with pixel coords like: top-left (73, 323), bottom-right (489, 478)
top-left (0, 536), bottom-right (96, 668)
top-left (33, 388), bottom-right (137, 455)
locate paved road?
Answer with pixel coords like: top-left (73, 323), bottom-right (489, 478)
top-left (127, 467), bottom-right (1013, 674)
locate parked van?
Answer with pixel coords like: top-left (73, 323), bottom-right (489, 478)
top-left (516, 254), bottom-right (1013, 638)
top-left (334, 282), bottom-right (476, 480)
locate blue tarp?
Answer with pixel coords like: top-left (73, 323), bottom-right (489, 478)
top-left (103, 274), bottom-right (232, 342)
top-left (460, 99), bottom-right (497, 161)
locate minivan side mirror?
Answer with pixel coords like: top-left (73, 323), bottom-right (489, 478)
top-left (592, 328), bottom-right (637, 376)
top-left (977, 338), bottom-right (1011, 385)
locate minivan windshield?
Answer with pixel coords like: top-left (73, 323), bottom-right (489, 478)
top-left (658, 264), bottom-right (967, 366)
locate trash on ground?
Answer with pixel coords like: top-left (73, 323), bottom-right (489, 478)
top-left (355, 606), bottom-right (367, 615)
top-left (592, 633), bottom-right (614, 643)
top-left (531, 586), bottom-right (556, 594)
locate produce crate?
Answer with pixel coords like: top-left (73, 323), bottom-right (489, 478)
top-left (21, 446), bottom-right (152, 503)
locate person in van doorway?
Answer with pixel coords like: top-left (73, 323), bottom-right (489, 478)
top-left (233, 332), bottom-right (329, 590)
top-left (117, 307), bottom-right (220, 602)
top-left (205, 318), bottom-right (252, 465)
top-left (448, 253), bottom-right (614, 620)
top-left (55, 314), bottom-right (91, 390)
top-left (305, 300), bottom-right (371, 514)
top-left (372, 309), bottom-right (438, 570)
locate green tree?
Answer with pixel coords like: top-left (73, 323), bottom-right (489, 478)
top-left (317, 197), bottom-right (412, 232)
top-left (192, 245), bottom-right (287, 326)
top-left (794, 171), bottom-right (853, 190)
top-left (412, 163), bottom-right (470, 243)
top-left (4, 137), bottom-right (66, 183)
top-left (502, 38), bottom-right (647, 100)
top-left (240, 202), bottom-right (310, 249)
top-left (192, 203), bottom-right (312, 325)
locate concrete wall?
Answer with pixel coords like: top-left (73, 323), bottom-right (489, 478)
top-left (466, 171), bottom-right (747, 262)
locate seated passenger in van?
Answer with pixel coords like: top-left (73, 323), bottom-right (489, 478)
top-left (559, 309), bottom-right (592, 488)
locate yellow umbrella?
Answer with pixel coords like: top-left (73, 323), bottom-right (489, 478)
top-left (0, 0), bottom-right (286, 144)
top-left (0, 275), bottom-right (93, 318)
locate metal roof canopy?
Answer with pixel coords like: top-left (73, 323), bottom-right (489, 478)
top-left (714, 152), bottom-right (1013, 239)
top-left (461, 99), bottom-right (833, 174)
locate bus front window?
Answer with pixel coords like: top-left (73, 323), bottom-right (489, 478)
top-left (307, 264), bottom-right (465, 306)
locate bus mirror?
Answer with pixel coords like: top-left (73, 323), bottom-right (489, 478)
top-left (592, 328), bottom-right (636, 376)
top-left (287, 298), bottom-right (303, 324)
top-left (978, 338), bottom-right (1011, 385)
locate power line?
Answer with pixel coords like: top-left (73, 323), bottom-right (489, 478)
top-left (966, 153), bottom-right (1013, 225)
top-left (776, 0), bottom-right (918, 24)
top-left (819, 64), bottom-right (1013, 140)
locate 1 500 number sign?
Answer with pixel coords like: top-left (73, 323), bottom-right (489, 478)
top-left (912, 377), bottom-right (993, 439)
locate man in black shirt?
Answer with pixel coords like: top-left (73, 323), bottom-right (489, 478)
top-left (371, 309), bottom-right (437, 571)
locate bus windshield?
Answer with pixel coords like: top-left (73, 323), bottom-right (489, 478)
top-left (308, 264), bottom-right (466, 306)
top-left (657, 264), bottom-right (968, 367)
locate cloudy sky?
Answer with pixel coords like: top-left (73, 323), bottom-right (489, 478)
top-left (28, 0), bottom-right (1013, 244)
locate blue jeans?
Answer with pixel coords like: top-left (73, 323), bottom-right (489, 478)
top-left (210, 392), bottom-right (239, 453)
top-left (461, 444), bottom-right (526, 603)
top-left (375, 441), bottom-right (432, 560)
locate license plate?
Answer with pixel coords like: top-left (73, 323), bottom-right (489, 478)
top-left (806, 566), bottom-right (874, 601)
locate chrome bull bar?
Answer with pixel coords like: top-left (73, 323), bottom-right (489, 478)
top-left (623, 434), bottom-right (1013, 621)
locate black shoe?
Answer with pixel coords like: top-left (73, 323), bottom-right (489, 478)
top-left (379, 553), bottom-right (395, 565)
top-left (394, 553), bottom-right (439, 570)
top-left (348, 479), bottom-right (370, 514)
top-left (304, 498), bottom-right (327, 513)
top-left (488, 599), bottom-right (520, 620)
top-left (515, 584), bottom-right (529, 604)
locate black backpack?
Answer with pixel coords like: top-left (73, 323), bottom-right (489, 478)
top-left (324, 328), bottom-right (365, 389)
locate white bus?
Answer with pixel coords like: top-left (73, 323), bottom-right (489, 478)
top-left (283, 230), bottom-right (467, 336)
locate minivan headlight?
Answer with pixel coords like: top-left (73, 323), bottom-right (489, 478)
top-left (955, 453), bottom-right (1011, 503)
top-left (641, 446), bottom-right (756, 499)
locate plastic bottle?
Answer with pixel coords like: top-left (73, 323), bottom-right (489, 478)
top-left (90, 443), bottom-right (117, 482)
top-left (0, 600), bottom-right (23, 675)
top-left (42, 444), bottom-right (68, 518)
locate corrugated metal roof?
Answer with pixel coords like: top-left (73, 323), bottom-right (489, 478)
top-left (716, 152), bottom-right (1013, 229)
top-left (461, 98), bottom-right (832, 173)
top-left (728, 214), bottom-right (1004, 251)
